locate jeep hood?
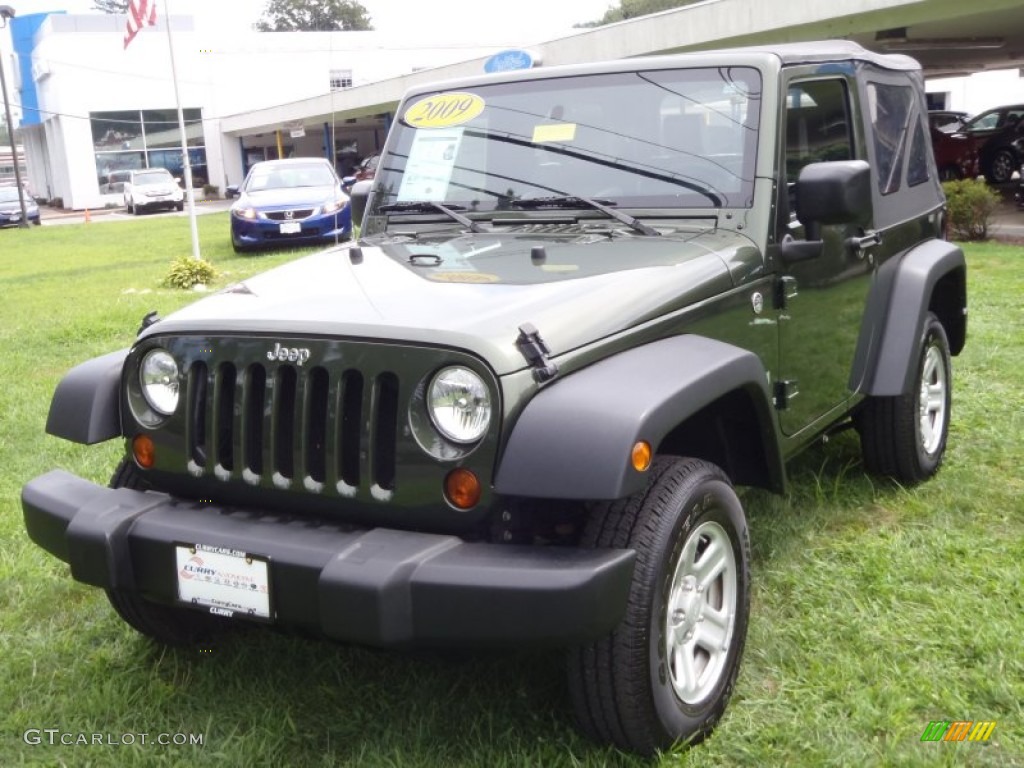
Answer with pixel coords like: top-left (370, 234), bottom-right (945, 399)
top-left (147, 230), bottom-right (758, 374)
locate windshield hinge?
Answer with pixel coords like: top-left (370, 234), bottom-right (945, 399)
top-left (137, 310), bottom-right (161, 336)
top-left (516, 323), bottom-right (558, 383)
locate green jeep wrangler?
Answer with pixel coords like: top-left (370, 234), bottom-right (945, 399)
top-left (23, 41), bottom-right (966, 755)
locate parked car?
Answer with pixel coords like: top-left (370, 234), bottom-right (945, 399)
top-left (955, 103), bottom-right (1024, 184)
top-left (23, 41), bottom-right (966, 757)
top-left (931, 124), bottom-right (978, 181)
top-left (0, 186), bottom-right (41, 226)
top-left (123, 168), bottom-right (185, 214)
top-left (101, 169), bottom-right (132, 194)
top-left (353, 152), bottom-right (380, 181)
top-left (226, 157), bottom-right (352, 252)
top-left (928, 109), bottom-right (970, 134)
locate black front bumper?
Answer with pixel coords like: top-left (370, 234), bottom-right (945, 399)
top-left (22, 470), bottom-right (635, 648)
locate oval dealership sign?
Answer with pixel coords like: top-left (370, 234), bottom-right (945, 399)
top-left (484, 49), bottom-right (537, 73)
top-left (403, 93), bottom-right (486, 128)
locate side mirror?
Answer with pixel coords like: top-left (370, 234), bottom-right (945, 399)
top-left (782, 160), bottom-right (872, 265)
top-left (793, 160), bottom-right (872, 234)
top-left (348, 179), bottom-right (374, 226)
top-left (225, 184), bottom-right (240, 198)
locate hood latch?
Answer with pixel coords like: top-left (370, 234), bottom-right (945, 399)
top-left (516, 323), bottom-right (558, 383)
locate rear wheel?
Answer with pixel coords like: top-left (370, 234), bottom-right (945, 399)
top-left (568, 457), bottom-right (750, 755)
top-left (857, 312), bottom-right (952, 484)
top-left (938, 165), bottom-right (962, 182)
top-left (105, 460), bottom-right (228, 646)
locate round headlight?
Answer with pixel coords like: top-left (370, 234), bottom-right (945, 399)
top-left (139, 349), bottom-right (180, 416)
top-left (428, 366), bottom-right (491, 444)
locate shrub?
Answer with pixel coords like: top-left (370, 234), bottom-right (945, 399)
top-left (942, 178), bottom-right (1001, 241)
top-left (202, 184), bottom-right (220, 198)
top-left (162, 255), bottom-right (218, 289)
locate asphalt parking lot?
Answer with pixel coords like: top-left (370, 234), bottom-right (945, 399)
top-left (38, 197), bottom-right (234, 226)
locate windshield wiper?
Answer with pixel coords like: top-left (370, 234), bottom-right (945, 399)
top-left (511, 195), bottom-right (660, 237)
top-left (378, 201), bottom-right (487, 233)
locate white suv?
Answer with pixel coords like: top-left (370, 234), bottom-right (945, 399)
top-left (123, 168), bottom-right (184, 215)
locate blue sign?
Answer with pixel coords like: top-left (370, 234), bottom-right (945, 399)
top-left (484, 49), bottom-right (537, 74)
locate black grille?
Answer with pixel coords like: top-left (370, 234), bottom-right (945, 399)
top-left (265, 209), bottom-right (315, 221)
top-left (184, 359), bottom-right (400, 495)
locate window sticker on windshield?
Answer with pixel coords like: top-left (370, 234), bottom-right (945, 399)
top-left (427, 272), bottom-right (501, 284)
top-left (403, 92), bottom-right (485, 129)
top-left (398, 128), bottom-right (464, 201)
top-left (532, 123), bottom-right (577, 143)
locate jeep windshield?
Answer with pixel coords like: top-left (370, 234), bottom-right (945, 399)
top-left (367, 66), bottom-right (761, 227)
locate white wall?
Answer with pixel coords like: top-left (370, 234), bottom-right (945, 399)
top-left (927, 69), bottom-right (1024, 116)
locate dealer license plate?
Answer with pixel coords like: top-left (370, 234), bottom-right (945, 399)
top-left (279, 221), bottom-right (301, 234)
top-left (175, 544), bottom-right (271, 619)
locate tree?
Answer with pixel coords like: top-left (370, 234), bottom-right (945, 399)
top-left (92, 0), bottom-right (130, 13)
top-left (255, 0), bottom-right (373, 32)
top-left (576, 0), bottom-right (701, 28)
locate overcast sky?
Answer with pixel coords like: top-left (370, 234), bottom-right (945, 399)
top-left (26, 0), bottom-right (618, 42)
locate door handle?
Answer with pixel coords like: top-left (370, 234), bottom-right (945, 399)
top-left (846, 230), bottom-right (882, 257)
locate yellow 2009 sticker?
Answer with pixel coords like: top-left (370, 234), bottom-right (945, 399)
top-left (404, 92), bottom-right (485, 128)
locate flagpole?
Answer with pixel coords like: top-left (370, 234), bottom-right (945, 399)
top-left (162, 0), bottom-right (201, 260)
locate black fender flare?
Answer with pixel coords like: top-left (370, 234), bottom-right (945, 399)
top-left (856, 239), bottom-right (966, 397)
top-left (45, 349), bottom-right (128, 444)
top-left (493, 335), bottom-right (783, 501)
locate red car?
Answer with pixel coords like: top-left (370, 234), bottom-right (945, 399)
top-left (353, 153), bottom-right (380, 181)
top-left (931, 126), bottom-right (978, 181)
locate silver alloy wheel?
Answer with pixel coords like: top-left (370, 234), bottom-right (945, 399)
top-left (665, 520), bottom-right (737, 704)
top-left (918, 343), bottom-right (948, 456)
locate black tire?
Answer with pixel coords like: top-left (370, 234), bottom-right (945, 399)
top-left (176, 201), bottom-right (184, 212)
top-left (567, 457), bottom-right (751, 755)
top-left (857, 312), bottom-right (952, 484)
top-left (938, 165), bottom-right (962, 182)
top-left (984, 148), bottom-right (1016, 185)
top-left (105, 460), bottom-right (228, 646)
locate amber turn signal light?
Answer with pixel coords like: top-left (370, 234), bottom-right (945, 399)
top-left (631, 440), bottom-right (652, 472)
top-left (132, 434), bottom-right (156, 469)
top-left (445, 468), bottom-right (481, 510)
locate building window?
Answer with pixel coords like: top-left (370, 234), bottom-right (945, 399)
top-left (330, 69), bottom-right (353, 91)
top-left (91, 108), bottom-right (208, 192)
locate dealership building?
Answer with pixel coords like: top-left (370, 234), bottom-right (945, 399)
top-left (4, 0), bottom-right (1024, 210)
top-left (3, 11), bottom-right (529, 209)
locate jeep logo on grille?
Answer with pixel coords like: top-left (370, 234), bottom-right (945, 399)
top-left (267, 343), bottom-right (311, 366)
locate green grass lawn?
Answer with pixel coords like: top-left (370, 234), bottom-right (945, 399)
top-left (1, 217), bottom-right (1021, 767)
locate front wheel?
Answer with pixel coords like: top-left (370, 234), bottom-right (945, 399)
top-left (105, 460), bottom-right (229, 646)
top-left (568, 457), bottom-right (751, 755)
top-left (985, 148), bottom-right (1017, 185)
top-left (857, 312), bottom-right (952, 484)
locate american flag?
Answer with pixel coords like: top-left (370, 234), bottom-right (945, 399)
top-left (123, 0), bottom-right (157, 49)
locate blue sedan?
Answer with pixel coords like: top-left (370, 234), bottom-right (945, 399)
top-left (228, 158), bottom-right (352, 252)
